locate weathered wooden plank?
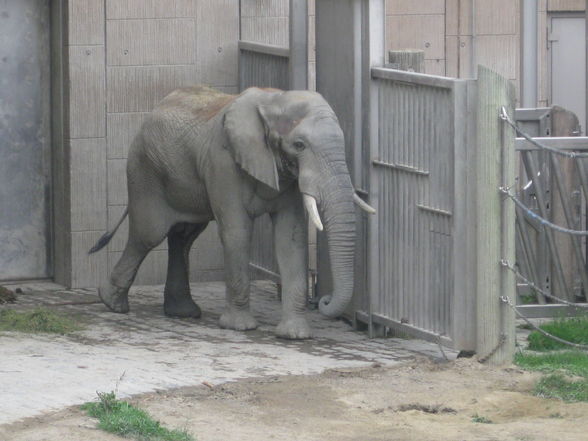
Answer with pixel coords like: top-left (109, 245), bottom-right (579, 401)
top-left (475, 66), bottom-right (516, 365)
top-left (197, 0), bottom-right (239, 87)
top-left (68, 46), bottom-right (106, 138)
top-left (107, 18), bottom-right (197, 66)
top-left (69, 0), bottom-right (104, 45)
top-left (70, 138), bottom-right (107, 232)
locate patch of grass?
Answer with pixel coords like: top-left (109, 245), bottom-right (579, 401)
top-left (534, 374), bottom-right (588, 403)
top-left (527, 316), bottom-right (588, 351)
top-left (82, 391), bottom-right (194, 441)
top-left (515, 351), bottom-right (588, 403)
top-left (0, 308), bottom-right (81, 334)
top-left (514, 351), bottom-right (588, 377)
top-left (471, 414), bottom-right (493, 424)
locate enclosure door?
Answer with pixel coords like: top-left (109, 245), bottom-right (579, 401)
top-left (0, 0), bottom-right (52, 280)
top-left (550, 15), bottom-right (586, 133)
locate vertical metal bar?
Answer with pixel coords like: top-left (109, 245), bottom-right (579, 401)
top-left (365, 0), bottom-right (385, 338)
top-left (521, 151), bottom-right (571, 299)
top-left (515, 206), bottom-right (546, 303)
top-left (550, 154), bottom-right (588, 300)
top-left (521, 0), bottom-right (538, 107)
top-left (288, 0), bottom-right (308, 90)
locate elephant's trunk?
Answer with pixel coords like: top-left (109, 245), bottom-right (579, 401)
top-left (308, 150), bottom-right (356, 319)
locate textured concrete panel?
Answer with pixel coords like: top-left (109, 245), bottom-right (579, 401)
top-left (107, 112), bottom-right (148, 159)
top-left (386, 14), bottom-right (445, 60)
top-left (474, 0), bottom-right (518, 35)
top-left (240, 0), bottom-right (288, 17)
top-left (424, 59), bottom-right (446, 76)
top-left (548, 0), bottom-right (585, 11)
top-left (241, 16), bottom-right (289, 46)
top-left (476, 35), bottom-right (518, 80)
top-left (70, 138), bottom-right (107, 232)
top-left (69, 46), bottom-right (106, 138)
top-left (385, 0), bottom-right (445, 15)
top-left (69, 0), bottom-right (104, 45)
top-left (197, 0), bottom-right (239, 87)
top-left (107, 18), bottom-right (197, 66)
top-left (107, 65), bottom-right (199, 112)
top-left (107, 159), bottom-right (128, 206)
top-left (106, 0), bottom-right (197, 19)
top-left (71, 231), bottom-right (108, 288)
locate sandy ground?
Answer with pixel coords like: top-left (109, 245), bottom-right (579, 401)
top-left (2, 358), bottom-right (587, 441)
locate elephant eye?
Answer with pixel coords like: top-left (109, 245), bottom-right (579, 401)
top-left (293, 141), bottom-right (306, 152)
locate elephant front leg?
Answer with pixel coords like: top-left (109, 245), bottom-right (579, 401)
top-left (218, 221), bottom-right (258, 331)
top-left (272, 193), bottom-right (312, 339)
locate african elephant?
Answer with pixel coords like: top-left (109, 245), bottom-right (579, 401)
top-left (90, 86), bottom-right (374, 339)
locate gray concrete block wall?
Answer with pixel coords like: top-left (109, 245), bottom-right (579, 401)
top-left (62, 0), bottom-right (237, 288)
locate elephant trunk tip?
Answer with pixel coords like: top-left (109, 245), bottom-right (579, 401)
top-left (318, 294), bottom-right (348, 318)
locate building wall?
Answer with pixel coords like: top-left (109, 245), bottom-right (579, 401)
top-left (385, 0), bottom-right (585, 106)
top-left (58, 0), bottom-right (236, 288)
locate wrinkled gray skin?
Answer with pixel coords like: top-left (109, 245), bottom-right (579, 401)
top-left (92, 86), bottom-right (358, 339)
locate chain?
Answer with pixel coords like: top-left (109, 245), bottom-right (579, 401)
top-left (500, 187), bottom-right (588, 236)
top-left (501, 260), bottom-right (588, 309)
top-left (500, 107), bottom-right (588, 159)
top-left (500, 295), bottom-right (588, 351)
top-left (477, 333), bottom-right (507, 363)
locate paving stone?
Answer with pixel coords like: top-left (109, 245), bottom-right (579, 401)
top-left (0, 281), bottom-right (456, 424)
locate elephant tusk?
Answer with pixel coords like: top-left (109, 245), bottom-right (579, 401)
top-left (303, 194), bottom-right (324, 231)
top-left (353, 193), bottom-right (376, 214)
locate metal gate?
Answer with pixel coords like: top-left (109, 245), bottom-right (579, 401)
top-left (0, 0), bottom-right (52, 281)
top-left (237, 0), bottom-right (308, 282)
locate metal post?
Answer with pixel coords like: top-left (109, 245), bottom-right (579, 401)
top-left (521, 0), bottom-right (538, 107)
top-left (289, 0), bottom-right (308, 90)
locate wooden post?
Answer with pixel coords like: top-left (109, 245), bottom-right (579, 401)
top-left (475, 66), bottom-right (516, 365)
top-left (388, 49), bottom-right (424, 73)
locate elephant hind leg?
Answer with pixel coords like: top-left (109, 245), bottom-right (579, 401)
top-left (100, 207), bottom-right (170, 314)
top-left (164, 222), bottom-right (208, 318)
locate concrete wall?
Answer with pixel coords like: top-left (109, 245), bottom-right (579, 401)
top-left (55, 0), bottom-right (236, 288)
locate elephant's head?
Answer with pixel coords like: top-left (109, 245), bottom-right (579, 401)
top-left (223, 87), bottom-right (374, 318)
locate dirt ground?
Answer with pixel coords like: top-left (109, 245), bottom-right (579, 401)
top-left (1, 357), bottom-right (587, 441)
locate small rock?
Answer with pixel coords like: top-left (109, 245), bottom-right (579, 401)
top-left (0, 286), bottom-right (17, 304)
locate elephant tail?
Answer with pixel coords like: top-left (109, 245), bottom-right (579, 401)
top-left (88, 208), bottom-right (128, 254)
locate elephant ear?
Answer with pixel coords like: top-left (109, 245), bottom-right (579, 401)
top-left (224, 88), bottom-right (282, 192)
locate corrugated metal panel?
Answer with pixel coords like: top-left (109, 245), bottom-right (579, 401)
top-left (239, 49), bottom-right (289, 91)
top-left (372, 74), bottom-right (455, 338)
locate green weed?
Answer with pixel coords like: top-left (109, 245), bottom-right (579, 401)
top-left (526, 315), bottom-right (588, 351)
top-left (82, 391), bottom-right (195, 441)
top-left (0, 308), bottom-right (81, 334)
top-left (471, 414), bottom-right (493, 424)
top-left (534, 374), bottom-right (588, 402)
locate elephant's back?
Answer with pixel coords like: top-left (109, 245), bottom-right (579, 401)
top-left (154, 86), bottom-right (236, 123)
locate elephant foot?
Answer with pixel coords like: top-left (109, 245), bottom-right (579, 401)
top-left (98, 284), bottom-right (130, 313)
top-left (219, 308), bottom-right (258, 331)
top-left (164, 296), bottom-right (202, 318)
top-left (275, 316), bottom-right (313, 340)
